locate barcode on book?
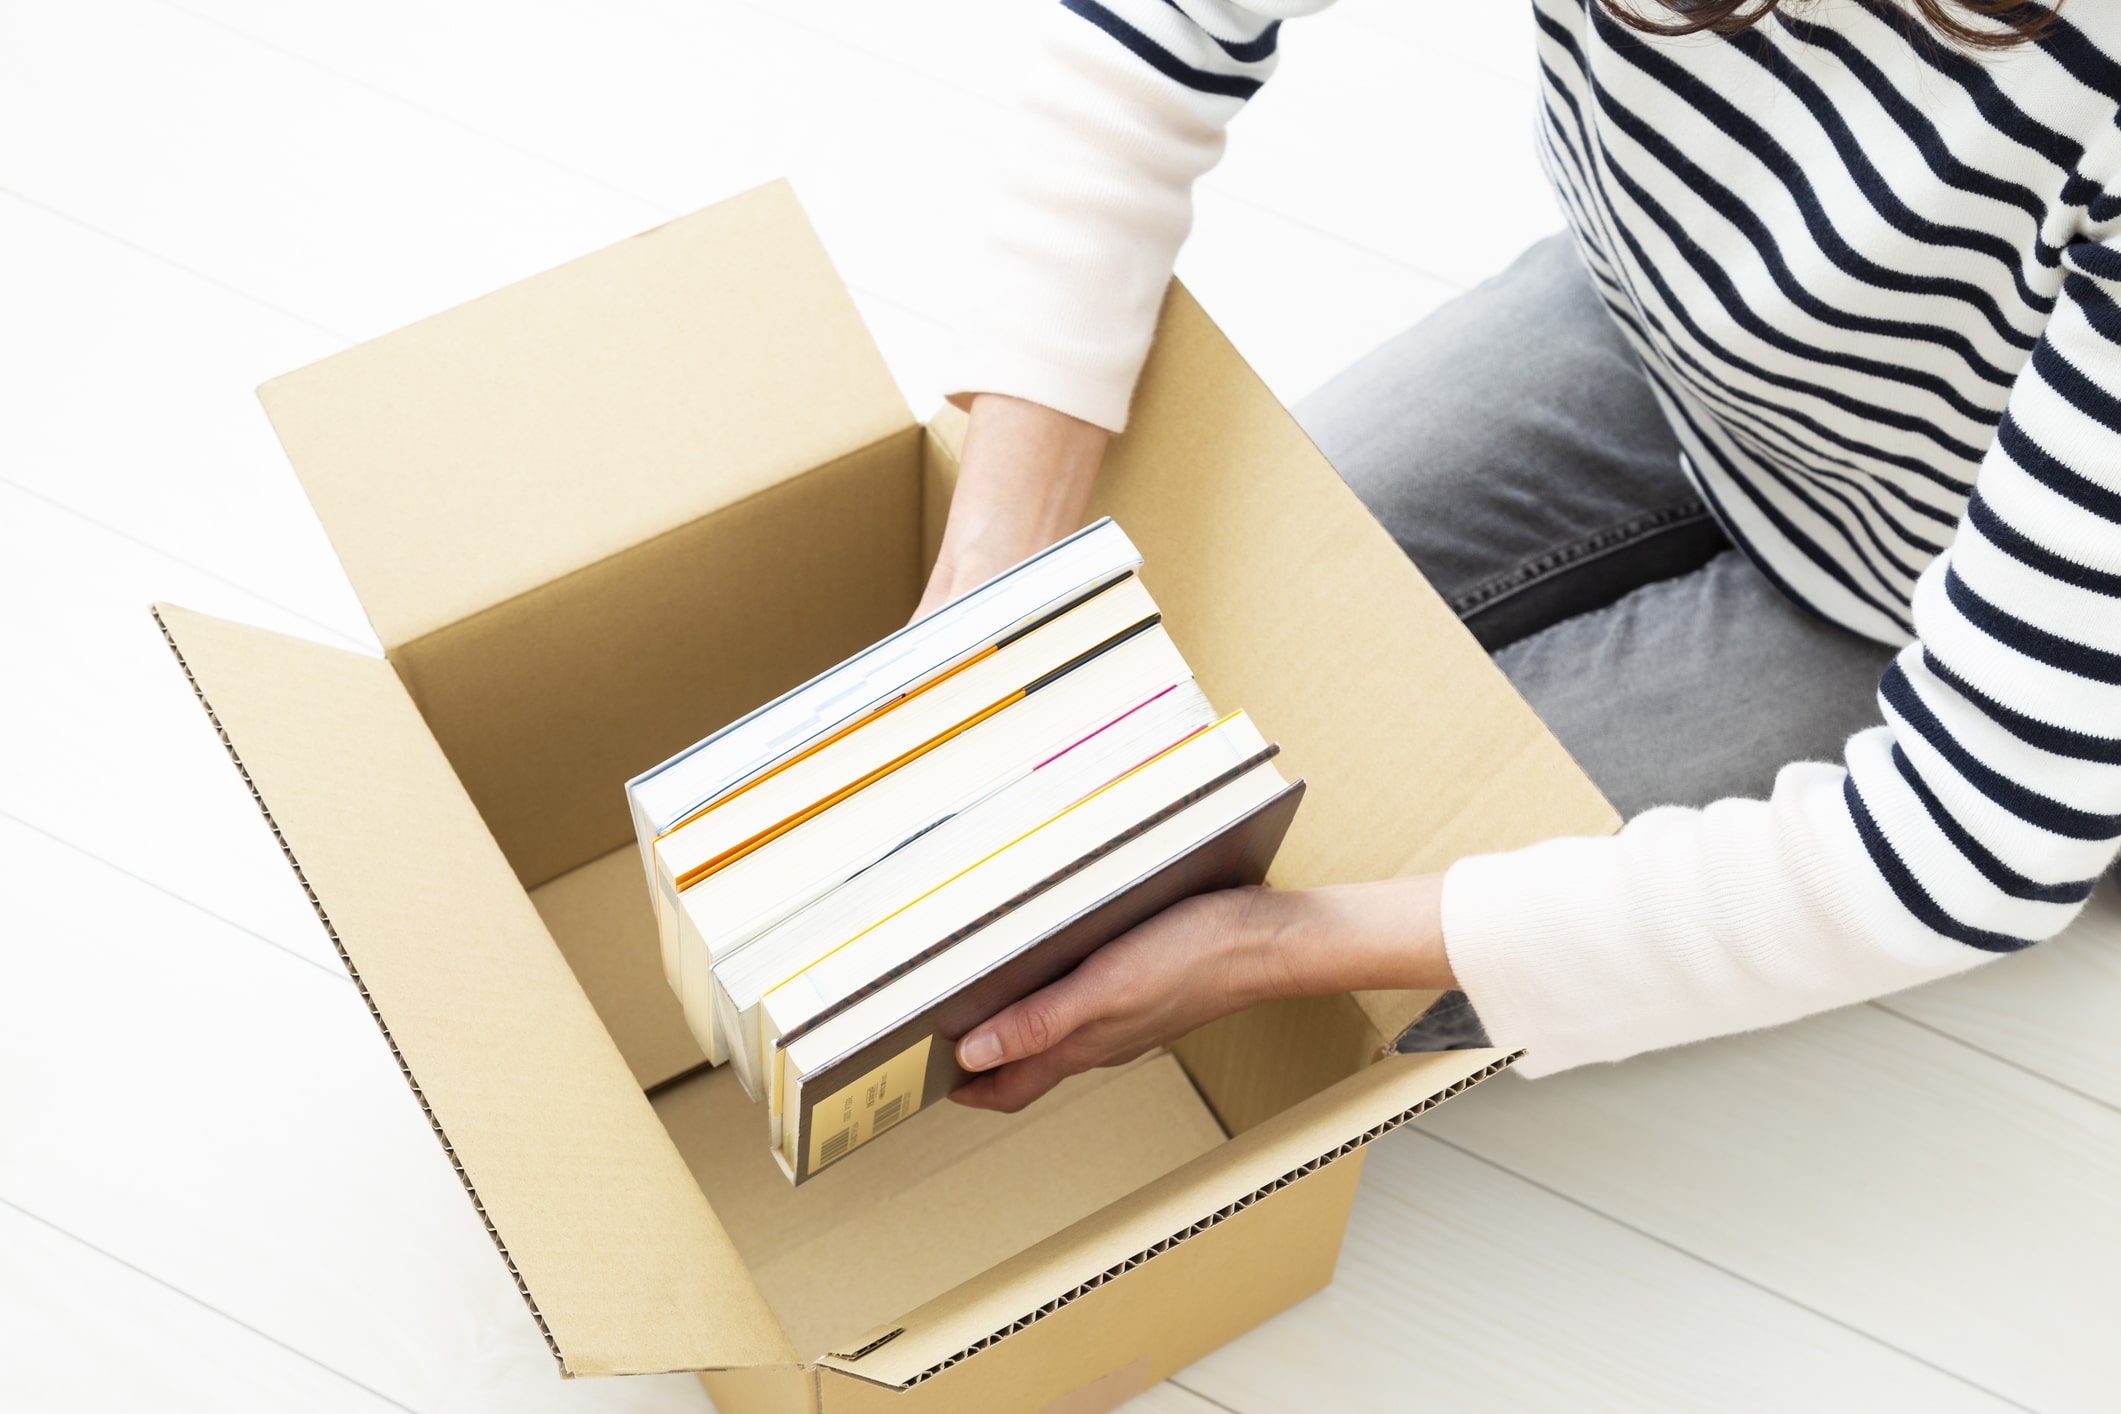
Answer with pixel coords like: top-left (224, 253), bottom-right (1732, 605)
top-left (819, 1126), bottom-right (852, 1166)
top-left (804, 1034), bottom-right (934, 1177)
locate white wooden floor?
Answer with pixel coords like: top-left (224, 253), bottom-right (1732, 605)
top-left (3, 2), bottom-right (2115, 1410)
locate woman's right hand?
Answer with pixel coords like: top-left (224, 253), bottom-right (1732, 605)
top-left (914, 392), bottom-right (1112, 620)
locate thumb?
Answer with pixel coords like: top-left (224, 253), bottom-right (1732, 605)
top-left (955, 980), bottom-right (1089, 1073)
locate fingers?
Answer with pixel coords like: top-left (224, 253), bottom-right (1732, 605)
top-left (955, 974), bottom-right (1090, 1074)
top-left (950, 1035), bottom-right (1152, 1114)
top-left (949, 1053), bottom-right (1070, 1113)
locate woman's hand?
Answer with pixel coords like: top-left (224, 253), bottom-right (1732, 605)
top-left (951, 875), bottom-right (1457, 1113)
top-left (915, 392), bottom-right (1111, 619)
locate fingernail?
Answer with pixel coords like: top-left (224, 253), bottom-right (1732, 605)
top-left (959, 1030), bottom-right (1002, 1071)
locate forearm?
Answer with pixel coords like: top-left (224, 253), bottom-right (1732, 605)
top-left (946, 1), bottom-right (1303, 431)
top-left (920, 393), bottom-right (1109, 615)
top-left (1250, 876), bottom-right (1456, 1002)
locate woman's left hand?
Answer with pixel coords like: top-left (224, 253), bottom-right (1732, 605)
top-left (950, 874), bottom-right (1456, 1113)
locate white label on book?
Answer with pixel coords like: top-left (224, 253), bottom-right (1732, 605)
top-left (806, 1034), bottom-right (931, 1176)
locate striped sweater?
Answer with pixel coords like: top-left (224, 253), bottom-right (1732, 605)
top-left (944, 0), bottom-right (2121, 1074)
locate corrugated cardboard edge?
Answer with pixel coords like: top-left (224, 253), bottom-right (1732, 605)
top-left (150, 604), bottom-right (566, 1368)
top-left (154, 605), bottom-right (795, 1378)
top-left (818, 1048), bottom-right (1520, 1391)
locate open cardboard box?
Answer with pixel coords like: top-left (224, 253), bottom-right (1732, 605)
top-left (153, 182), bottom-right (1617, 1413)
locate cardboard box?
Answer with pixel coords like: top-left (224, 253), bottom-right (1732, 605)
top-left (153, 182), bottom-right (1617, 1412)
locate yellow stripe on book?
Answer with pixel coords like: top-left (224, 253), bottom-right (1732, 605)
top-left (758, 711), bottom-right (1242, 1000)
top-left (654, 643), bottom-right (1000, 844)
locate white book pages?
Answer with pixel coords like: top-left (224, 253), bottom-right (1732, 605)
top-left (757, 684), bottom-right (1221, 1040)
top-left (650, 574), bottom-right (1162, 935)
top-left (702, 619), bottom-right (1193, 1099)
top-left (626, 518), bottom-right (1142, 877)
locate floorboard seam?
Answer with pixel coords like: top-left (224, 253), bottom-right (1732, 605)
top-left (142, 0), bottom-right (946, 334)
top-left (0, 1194), bottom-right (420, 1413)
top-left (1868, 1000), bottom-right (2121, 1120)
top-left (0, 806), bottom-right (346, 982)
top-left (0, 185), bottom-right (349, 342)
top-left (0, 475), bottom-right (369, 652)
top-left (1407, 1129), bottom-right (2041, 1413)
top-left (1167, 1377), bottom-right (1246, 1413)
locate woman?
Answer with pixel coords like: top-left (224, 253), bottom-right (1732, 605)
top-left (928, 0), bottom-right (2121, 1112)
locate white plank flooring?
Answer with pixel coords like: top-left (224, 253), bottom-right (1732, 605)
top-left (1, 2), bottom-right (2112, 1410)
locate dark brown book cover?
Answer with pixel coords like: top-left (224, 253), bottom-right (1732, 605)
top-left (789, 767), bottom-right (1305, 1183)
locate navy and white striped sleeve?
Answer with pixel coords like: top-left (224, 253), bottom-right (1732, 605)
top-left (945, 1), bottom-right (1327, 431)
top-left (1849, 237), bottom-right (2121, 954)
top-left (1445, 233), bottom-right (2121, 1076)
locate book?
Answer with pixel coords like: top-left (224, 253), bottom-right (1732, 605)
top-left (777, 752), bottom-right (1303, 1182)
top-left (703, 619), bottom-right (1209, 1100)
top-left (627, 518), bottom-right (1143, 877)
top-left (657, 573), bottom-right (1174, 1076)
top-left (624, 520), bottom-right (1301, 1182)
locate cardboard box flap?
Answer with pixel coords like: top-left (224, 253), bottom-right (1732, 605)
top-left (1068, 285), bottom-right (1618, 1087)
top-left (1095, 283), bottom-right (1619, 891)
top-left (153, 604), bottom-right (796, 1377)
top-left (257, 179), bottom-right (914, 651)
top-left (816, 1048), bottom-right (1518, 1389)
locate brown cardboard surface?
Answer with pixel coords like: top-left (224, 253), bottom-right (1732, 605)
top-left (654, 1053), bottom-right (1224, 1360)
top-left (530, 845), bottom-right (702, 1090)
top-left (1076, 285), bottom-right (1618, 1131)
top-left (154, 603), bottom-right (795, 1375)
top-left (191, 182), bottom-right (1628, 1400)
top-left (1100, 284), bottom-right (1617, 883)
top-left (257, 180), bottom-right (912, 651)
top-left (396, 426), bottom-right (922, 887)
top-left (699, 1366), bottom-right (817, 1414)
top-left (817, 1154), bottom-right (1365, 1412)
top-left (1040, 1357), bottom-right (1148, 1414)
top-left (1170, 992), bottom-right (1391, 1138)
top-left (819, 1047), bottom-right (1514, 1389)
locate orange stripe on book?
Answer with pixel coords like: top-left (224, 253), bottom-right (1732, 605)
top-left (758, 712), bottom-right (1238, 998)
top-left (654, 643), bottom-right (1000, 843)
top-left (674, 687), bottom-right (1029, 892)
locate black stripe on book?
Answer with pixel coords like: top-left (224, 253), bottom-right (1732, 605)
top-left (1062, 0), bottom-right (1263, 99)
top-left (993, 570), bottom-right (1139, 653)
top-left (1888, 744), bottom-right (2099, 904)
top-left (1881, 663), bottom-right (2121, 839)
top-left (775, 742), bottom-right (1282, 1051)
top-left (1921, 647), bottom-right (2121, 765)
top-left (1022, 611), bottom-right (1163, 695)
top-left (1843, 774), bottom-right (2039, 953)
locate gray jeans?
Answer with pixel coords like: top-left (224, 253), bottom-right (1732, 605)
top-left (1296, 234), bottom-right (1899, 1053)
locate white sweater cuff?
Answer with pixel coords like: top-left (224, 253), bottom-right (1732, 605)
top-left (1440, 762), bottom-right (1994, 1078)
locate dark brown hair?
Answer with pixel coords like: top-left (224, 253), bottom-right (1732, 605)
top-left (1600, 0), bottom-right (2058, 52)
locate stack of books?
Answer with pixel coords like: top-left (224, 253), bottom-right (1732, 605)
top-left (626, 520), bottom-right (1303, 1183)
